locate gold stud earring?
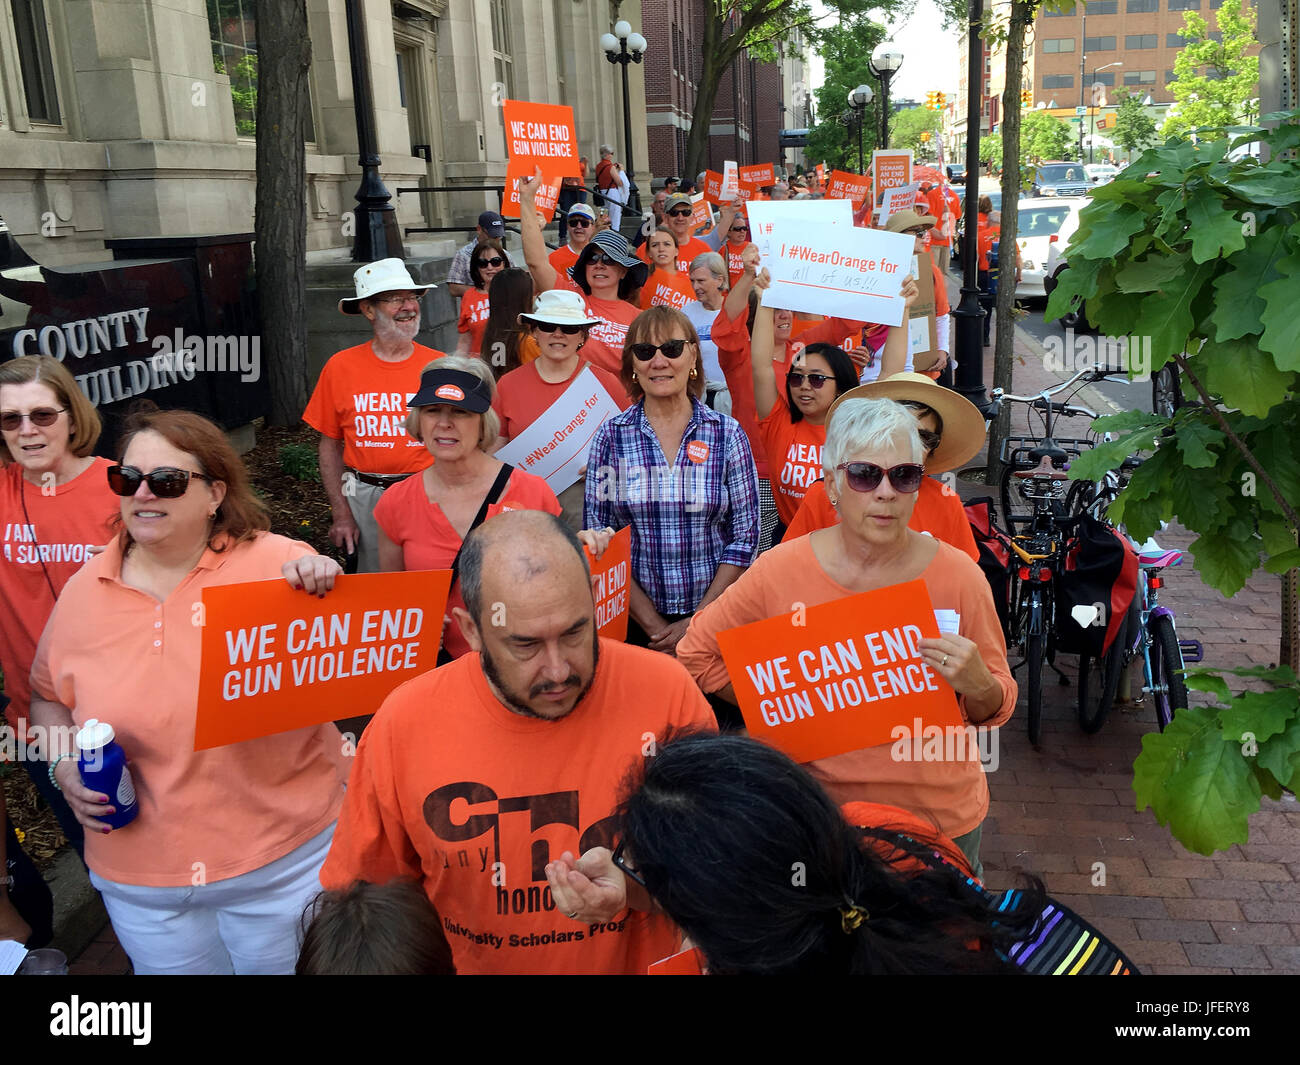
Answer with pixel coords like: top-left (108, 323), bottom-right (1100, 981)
top-left (689, 367), bottom-right (699, 379)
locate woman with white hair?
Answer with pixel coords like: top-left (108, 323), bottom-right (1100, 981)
top-left (374, 356), bottom-right (561, 662)
top-left (677, 397), bottom-right (1015, 878)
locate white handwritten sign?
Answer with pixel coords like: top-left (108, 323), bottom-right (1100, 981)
top-left (882, 182), bottom-right (920, 218)
top-left (493, 367), bottom-right (622, 493)
top-left (760, 221), bottom-right (916, 326)
top-left (744, 200), bottom-right (853, 263)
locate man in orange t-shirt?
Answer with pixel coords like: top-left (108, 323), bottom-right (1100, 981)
top-left (321, 512), bottom-right (716, 975)
top-left (636, 194), bottom-right (711, 272)
top-left (303, 258), bottom-right (445, 573)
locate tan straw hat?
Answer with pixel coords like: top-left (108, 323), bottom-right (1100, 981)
top-left (826, 373), bottom-right (986, 474)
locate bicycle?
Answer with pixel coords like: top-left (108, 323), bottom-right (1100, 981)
top-left (1067, 468), bottom-right (1203, 733)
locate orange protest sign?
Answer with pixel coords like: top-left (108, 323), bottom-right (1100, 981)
top-left (502, 162), bottom-right (562, 221)
top-left (815, 163), bottom-right (826, 186)
top-left (703, 170), bottom-right (725, 204)
top-left (584, 526), bottom-right (631, 641)
top-left (194, 571), bottom-right (451, 750)
top-left (501, 100), bottom-right (581, 177)
top-left (739, 163), bottom-right (775, 188)
top-left (716, 579), bottom-right (964, 764)
top-left (689, 193), bottom-right (713, 231)
top-left (824, 169), bottom-right (872, 205)
top-left (871, 150), bottom-right (913, 204)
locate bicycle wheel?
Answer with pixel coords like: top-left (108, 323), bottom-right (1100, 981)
top-left (1065, 477), bottom-right (1095, 520)
top-left (1148, 613), bottom-right (1188, 731)
top-left (1077, 611), bottom-right (1128, 734)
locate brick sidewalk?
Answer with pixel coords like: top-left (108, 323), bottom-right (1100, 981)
top-left (68, 289), bottom-right (1299, 977)
top-left (960, 285), bottom-right (1299, 975)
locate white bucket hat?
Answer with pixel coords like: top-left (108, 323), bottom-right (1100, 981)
top-left (518, 289), bottom-right (602, 329)
top-left (338, 257), bottom-right (437, 315)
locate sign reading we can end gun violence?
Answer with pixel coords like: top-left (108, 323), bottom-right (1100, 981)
top-left (195, 571), bottom-right (451, 750)
top-left (716, 580), bottom-right (964, 764)
top-left (584, 526), bottom-right (632, 641)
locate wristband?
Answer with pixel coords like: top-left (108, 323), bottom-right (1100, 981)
top-left (48, 753), bottom-right (76, 791)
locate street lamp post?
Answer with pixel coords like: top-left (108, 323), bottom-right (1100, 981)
top-left (601, 21), bottom-right (647, 218)
top-left (344, 0), bottom-right (403, 262)
top-left (869, 43), bottom-right (904, 148)
top-left (848, 83), bottom-right (873, 174)
top-left (1088, 62), bottom-right (1123, 164)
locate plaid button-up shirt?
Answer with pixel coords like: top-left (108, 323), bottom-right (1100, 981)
top-left (584, 397), bottom-right (760, 615)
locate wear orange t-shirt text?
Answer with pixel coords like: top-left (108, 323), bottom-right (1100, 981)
top-left (759, 396), bottom-right (827, 526)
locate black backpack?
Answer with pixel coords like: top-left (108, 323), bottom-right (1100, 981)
top-left (964, 496), bottom-right (1012, 641)
top-left (1054, 513), bottom-right (1138, 657)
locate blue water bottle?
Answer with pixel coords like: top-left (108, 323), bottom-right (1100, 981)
top-left (75, 719), bottom-right (139, 830)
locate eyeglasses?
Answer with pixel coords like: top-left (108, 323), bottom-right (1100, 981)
top-left (586, 251), bottom-right (622, 266)
top-left (475, 256), bottom-right (505, 268)
top-left (836, 461), bottom-right (925, 494)
top-left (788, 372), bottom-right (832, 389)
top-left (372, 292), bottom-right (421, 306)
top-left (629, 339), bottom-right (689, 361)
top-left (730, 225), bottom-right (749, 233)
top-left (667, 207), bottom-right (693, 218)
top-left (903, 227), bottom-right (929, 237)
top-left (568, 217), bottom-right (593, 228)
top-left (612, 840), bottom-right (646, 888)
top-left (0, 407), bottom-right (67, 431)
top-left (107, 465), bottom-right (214, 498)
top-left (533, 322), bottom-right (584, 335)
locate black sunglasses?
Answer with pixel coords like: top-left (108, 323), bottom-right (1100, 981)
top-left (836, 461), bottom-right (925, 494)
top-left (629, 339), bottom-right (689, 361)
top-left (475, 255), bottom-right (505, 268)
top-left (788, 372), bottom-right (832, 389)
top-left (533, 322), bottom-right (584, 335)
top-left (730, 224), bottom-right (749, 232)
top-left (568, 217), bottom-right (593, 227)
top-left (586, 251), bottom-right (623, 266)
top-left (0, 407), bottom-right (67, 431)
top-left (107, 465), bottom-right (214, 499)
top-left (612, 840), bottom-right (646, 887)
top-left (667, 207), bottom-right (693, 217)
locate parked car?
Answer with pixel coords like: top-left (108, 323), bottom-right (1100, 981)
top-left (1085, 163), bottom-right (1119, 185)
top-left (1014, 197), bottom-right (1087, 299)
top-left (946, 163), bottom-right (967, 183)
top-left (1030, 162), bottom-right (1092, 197)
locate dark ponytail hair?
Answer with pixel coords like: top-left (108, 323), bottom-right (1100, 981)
top-left (788, 342), bottom-right (860, 424)
top-left (617, 732), bottom-right (1041, 975)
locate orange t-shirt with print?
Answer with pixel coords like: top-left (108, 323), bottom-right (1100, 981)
top-left (677, 536), bottom-right (1016, 840)
top-left (549, 244), bottom-right (582, 278)
top-left (783, 477), bottom-right (979, 562)
top-left (372, 468), bottom-right (562, 659)
top-left (302, 341), bottom-right (444, 475)
top-left (30, 533), bottom-right (350, 887)
top-left (723, 241), bottom-right (750, 288)
top-left (458, 288), bottom-right (492, 355)
top-left (640, 269), bottom-right (696, 310)
top-left (0, 458), bottom-right (119, 736)
top-left (553, 275), bottom-right (638, 376)
top-left (494, 360), bottom-right (629, 443)
top-left (319, 640), bottom-right (718, 974)
top-left (759, 396), bottom-right (827, 526)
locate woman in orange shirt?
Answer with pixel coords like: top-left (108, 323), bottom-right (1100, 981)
top-left (30, 409), bottom-right (350, 975)
top-left (456, 240), bottom-right (510, 356)
top-left (640, 226), bottom-right (696, 310)
top-left (783, 372), bottom-right (984, 561)
top-left (0, 356), bottom-right (119, 867)
top-left (677, 397), bottom-right (1016, 877)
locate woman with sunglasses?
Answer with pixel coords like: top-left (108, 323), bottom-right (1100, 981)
top-left (518, 167), bottom-right (647, 377)
top-left (547, 732), bottom-right (1134, 976)
top-left (677, 398), bottom-right (1014, 875)
top-left (456, 240), bottom-right (511, 357)
top-left (29, 408), bottom-right (350, 974)
top-left (749, 269), bottom-right (916, 540)
top-left (783, 374), bottom-right (982, 564)
top-left (639, 226), bottom-right (695, 310)
top-left (584, 307), bottom-right (759, 679)
top-left (700, 200), bottom-right (756, 287)
top-left (493, 291), bottom-right (629, 531)
top-left (0, 356), bottom-right (119, 862)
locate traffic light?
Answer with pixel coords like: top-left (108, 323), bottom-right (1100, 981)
top-left (935, 91), bottom-right (946, 111)
top-left (1021, 89), bottom-right (1032, 108)
top-left (924, 91), bottom-right (936, 110)
top-left (920, 131), bottom-right (932, 142)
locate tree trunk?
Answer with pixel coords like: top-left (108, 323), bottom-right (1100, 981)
top-left (684, 12), bottom-right (730, 181)
top-left (255, 1), bottom-right (312, 427)
top-left (987, 0), bottom-right (1035, 490)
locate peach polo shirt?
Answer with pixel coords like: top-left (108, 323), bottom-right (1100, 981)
top-left (31, 532), bottom-right (350, 887)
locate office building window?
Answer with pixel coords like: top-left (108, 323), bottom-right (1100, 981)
top-left (1043, 74), bottom-right (1075, 89)
top-left (1092, 71), bottom-right (1116, 86)
top-left (1165, 70), bottom-right (1178, 83)
top-left (206, 0), bottom-right (317, 140)
top-left (1169, 0), bottom-right (1200, 8)
top-left (1127, 34), bottom-right (1158, 48)
top-left (1088, 1), bottom-right (1118, 12)
top-left (1123, 70), bottom-right (1157, 85)
top-left (1166, 32), bottom-right (1187, 46)
top-left (12, 0), bottom-right (62, 123)
top-left (490, 0), bottom-right (514, 99)
top-left (1084, 36), bottom-right (1116, 51)
top-left (1043, 38), bottom-right (1076, 52)
top-left (1126, 0), bottom-right (1157, 10)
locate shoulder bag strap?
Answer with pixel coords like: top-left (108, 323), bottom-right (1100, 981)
top-left (449, 463), bottom-right (515, 591)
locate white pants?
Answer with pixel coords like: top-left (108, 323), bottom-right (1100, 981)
top-left (604, 194), bottom-right (623, 231)
top-left (89, 823), bottom-right (335, 975)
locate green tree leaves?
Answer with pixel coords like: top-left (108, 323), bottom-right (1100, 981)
top-left (1160, 0), bottom-right (1260, 140)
